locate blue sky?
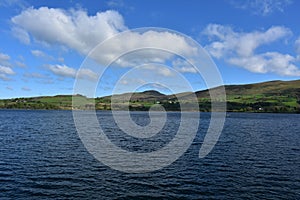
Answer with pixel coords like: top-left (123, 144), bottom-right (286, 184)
top-left (0, 0), bottom-right (300, 98)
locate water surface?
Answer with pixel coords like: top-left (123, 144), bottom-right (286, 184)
top-left (0, 110), bottom-right (299, 199)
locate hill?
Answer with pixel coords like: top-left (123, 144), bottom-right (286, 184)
top-left (193, 80), bottom-right (300, 112)
top-left (0, 79), bottom-right (300, 112)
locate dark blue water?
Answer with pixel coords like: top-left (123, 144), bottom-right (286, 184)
top-left (0, 110), bottom-right (299, 199)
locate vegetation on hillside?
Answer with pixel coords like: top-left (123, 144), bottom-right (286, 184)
top-left (1, 80), bottom-right (300, 113)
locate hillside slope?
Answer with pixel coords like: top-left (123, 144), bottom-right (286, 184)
top-left (193, 80), bottom-right (300, 112)
top-left (0, 79), bottom-right (299, 112)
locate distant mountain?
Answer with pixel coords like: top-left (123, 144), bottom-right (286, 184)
top-left (1, 79), bottom-right (300, 112)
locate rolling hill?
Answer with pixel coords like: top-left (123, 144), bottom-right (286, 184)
top-left (1, 79), bottom-right (300, 112)
top-left (193, 80), bottom-right (300, 112)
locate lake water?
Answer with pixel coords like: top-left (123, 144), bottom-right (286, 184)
top-left (0, 110), bottom-right (299, 199)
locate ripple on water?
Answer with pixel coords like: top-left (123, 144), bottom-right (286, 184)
top-left (0, 111), bottom-right (299, 199)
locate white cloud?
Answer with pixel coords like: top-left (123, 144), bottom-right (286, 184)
top-left (0, 74), bottom-right (11, 81)
top-left (77, 69), bottom-right (98, 80)
top-left (204, 24), bottom-right (291, 57)
top-left (31, 50), bottom-right (46, 57)
top-left (48, 64), bottom-right (97, 80)
top-left (0, 53), bottom-right (11, 66)
top-left (204, 24), bottom-right (300, 76)
top-left (230, 0), bottom-right (292, 16)
top-left (97, 31), bottom-right (197, 67)
top-left (228, 52), bottom-right (300, 75)
top-left (12, 27), bottom-right (30, 44)
top-left (120, 78), bottom-right (145, 85)
top-left (12, 7), bottom-right (197, 69)
top-left (172, 59), bottom-right (197, 73)
top-left (31, 49), bottom-right (53, 60)
top-left (48, 64), bottom-right (77, 78)
top-left (0, 65), bottom-right (15, 81)
top-left (0, 65), bottom-right (15, 75)
top-left (0, 53), bottom-right (10, 61)
top-left (15, 61), bottom-right (26, 68)
top-left (57, 57), bottom-right (64, 62)
top-left (159, 67), bottom-right (174, 77)
top-left (140, 65), bottom-right (174, 77)
top-left (12, 7), bottom-right (126, 55)
top-left (0, 65), bottom-right (16, 81)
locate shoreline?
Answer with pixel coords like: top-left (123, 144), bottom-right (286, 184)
top-left (0, 108), bottom-right (299, 114)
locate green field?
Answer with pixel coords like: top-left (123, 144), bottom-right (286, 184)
top-left (1, 79), bottom-right (300, 113)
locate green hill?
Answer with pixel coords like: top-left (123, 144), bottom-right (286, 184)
top-left (192, 80), bottom-right (300, 112)
top-left (1, 79), bottom-right (300, 112)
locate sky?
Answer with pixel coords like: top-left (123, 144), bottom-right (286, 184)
top-left (0, 0), bottom-right (300, 98)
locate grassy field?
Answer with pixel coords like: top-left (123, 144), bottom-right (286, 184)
top-left (1, 79), bottom-right (300, 112)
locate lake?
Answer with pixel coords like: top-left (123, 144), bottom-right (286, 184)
top-left (0, 110), bottom-right (299, 199)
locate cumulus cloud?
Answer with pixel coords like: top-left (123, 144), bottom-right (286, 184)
top-left (0, 65), bottom-right (15, 81)
top-left (48, 64), bottom-right (97, 80)
top-left (230, 0), bottom-right (292, 16)
top-left (204, 24), bottom-right (300, 76)
top-left (228, 52), bottom-right (299, 76)
top-left (0, 66), bottom-right (15, 75)
top-left (204, 24), bottom-right (291, 57)
top-left (12, 7), bottom-right (126, 54)
top-left (11, 7), bottom-right (197, 69)
top-left (97, 31), bottom-right (197, 67)
top-left (48, 64), bottom-right (77, 78)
